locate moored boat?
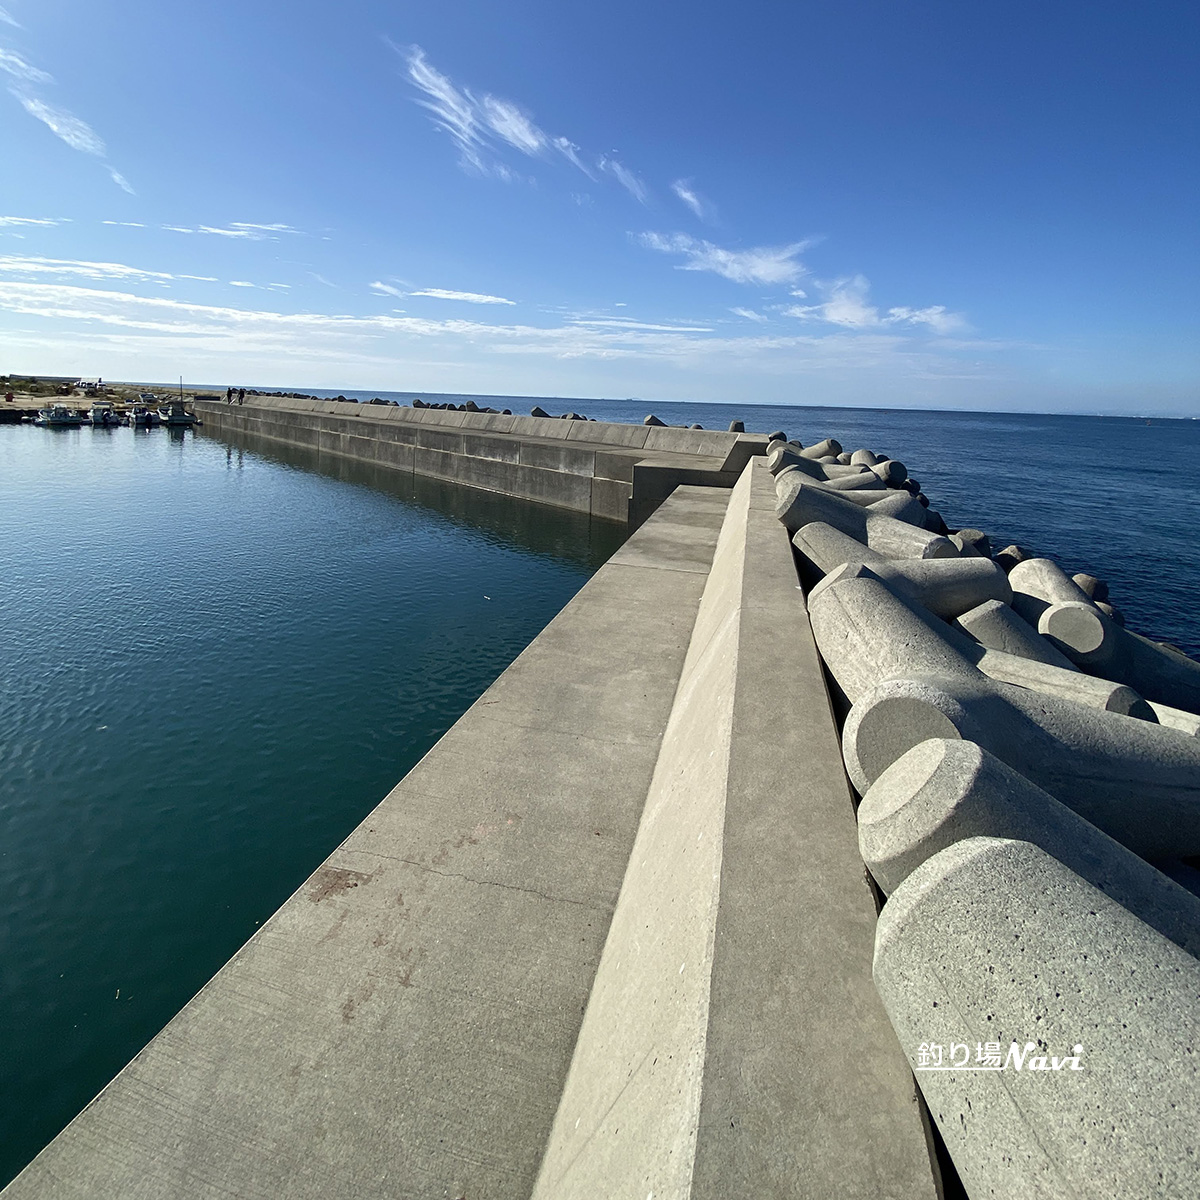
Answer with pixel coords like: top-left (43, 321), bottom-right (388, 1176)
top-left (34, 404), bottom-right (87, 428)
top-left (130, 405), bottom-right (162, 428)
top-left (89, 401), bottom-right (121, 427)
top-left (158, 400), bottom-right (197, 427)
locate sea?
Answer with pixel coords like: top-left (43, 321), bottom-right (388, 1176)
top-left (1, 394), bottom-right (1197, 1185)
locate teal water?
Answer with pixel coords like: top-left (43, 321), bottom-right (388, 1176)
top-left (0, 423), bottom-right (623, 1186)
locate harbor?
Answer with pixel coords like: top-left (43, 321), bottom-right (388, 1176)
top-left (3, 397), bottom-right (1198, 1197)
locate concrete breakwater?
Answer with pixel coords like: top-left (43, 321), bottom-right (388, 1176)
top-left (194, 396), bottom-right (768, 527)
top-left (7, 409), bottom-right (1199, 1197)
top-left (771, 433), bottom-right (1200, 1197)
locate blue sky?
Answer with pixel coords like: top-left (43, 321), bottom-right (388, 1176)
top-left (1, 0), bottom-right (1196, 413)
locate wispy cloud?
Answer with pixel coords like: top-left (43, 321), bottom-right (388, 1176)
top-left (0, 215), bottom-right (67, 227)
top-left (0, 7), bottom-right (21, 28)
top-left (785, 275), bottom-right (967, 334)
top-left (402, 45), bottom-right (646, 203)
top-left (229, 280), bottom-right (255, 288)
top-left (0, 254), bottom-right (176, 283)
top-left (637, 231), bottom-right (809, 286)
top-left (102, 220), bottom-right (146, 227)
top-left (671, 179), bottom-right (714, 222)
top-left (410, 287), bottom-right (516, 305)
top-left (0, 282), bottom-right (1002, 394)
top-left (599, 157), bottom-right (647, 204)
top-left (370, 281), bottom-right (404, 298)
top-left (569, 316), bottom-right (714, 333)
top-left (13, 94), bottom-right (104, 154)
top-left (4, 42), bottom-right (132, 191)
top-left (162, 222), bottom-right (301, 240)
top-left (0, 47), bottom-right (49, 83)
top-left (730, 307), bottom-right (768, 323)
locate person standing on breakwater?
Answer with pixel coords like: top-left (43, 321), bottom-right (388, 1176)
top-left (237, 388), bottom-right (245, 405)
top-left (226, 387), bottom-right (234, 403)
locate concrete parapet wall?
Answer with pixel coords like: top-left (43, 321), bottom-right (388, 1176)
top-left (533, 461), bottom-right (939, 1199)
top-left (195, 398), bottom-right (766, 525)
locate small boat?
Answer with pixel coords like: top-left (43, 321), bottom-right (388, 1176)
top-left (34, 404), bottom-right (87, 428)
top-left (129, 405), bottom-right (162, 428)
top-left (158, 400), bottom-right (197, 427)
top-left (89, 400), bottom-right (121, 427)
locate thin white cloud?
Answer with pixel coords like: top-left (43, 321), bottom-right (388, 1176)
top-left (0, 281), bottom-right (1003, 396)
top-left (0, 254), bottom-right (176, 283)
top-left (402, 45), bottom-right (646, 203)
top-left (638, 231), bottom-right (809, 285)
top-left (229, 280), bottom-right (256, 288)
top-left (731, 307), bottom-right (768, 323)
top-left (229, 222), bottom-right (300, 234)
top-left (409, 287), bottom-right (516, 305)
top-left (599, 157), bottom-right (647, 204)
top-left (370, 281), bottom-right (404, 298)
top-left (108, 168), bottom-right (134, 194)
top-left (0, 7), bottom-right (21, 28)
top-left (554, 137), bottom-right (594, 178)
top-left (480, 95), bottom-right (547, 155)
top-left (13, 93), bottom-right (104, 155)
top-left (671, 179), bottom-right (714, 221)
top-left (570, 316), bottom-right (714, 333)
top-left (309, 272), bottom-right (337, 288)
top-left (102, 220), bottom-right (145, 227)
top-left (0, 215), bottom-right (65, 227)
top-left (162, 223), bottom-right (297, 240)
top-left (198, 225), bottom-right (262, 239)
top-left (786, 275), bottom-right (967, 334)
top-left (886, 304), bottom-right (968, 334)
top-left (404, 45), bottom-right (488, 173)
top-left (0, 47), bottom-right (49, 83)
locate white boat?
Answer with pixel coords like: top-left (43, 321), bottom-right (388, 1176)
top-left (130, 405), bottom-right (162, 428)
top-left (89, 400), bottom-right (120, 427)
top-left (34, 404), bottom-right (87, 428)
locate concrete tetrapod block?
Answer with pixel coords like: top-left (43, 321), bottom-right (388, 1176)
top-left (776, 476), bottom-right (958, 559)
top-left (766, 442), bottom-right (823, 479)
top-left (857, 738), bottom-right (1200, 956)
top-left (975, 648), bottom-right (1156, 720)
top-left (849, 448), bottom-right (880, 466)
top-left (804, 553), bottom-right (1013, 620)
top-left (799, 437), bottom-right (842, 459)
top-left (1150, 700), bottom-right (1200, 737)
top-left (1008, 557), bottom-right (1096, 625)
top-left (954, 598), bottom-right (1077, 669)
top-left (870, 459), bottom-right (908, 486)
top-left (1033, 605), bottom-right (1200, 714)
top-left (874, 836), bottom-right (1200, 1200)
top-left (806, 575), bottom-right (1200, 856)
top-left (840, 674), bottom-right (1200, 858)
top-left (819, 471), bottom-right (887, 492)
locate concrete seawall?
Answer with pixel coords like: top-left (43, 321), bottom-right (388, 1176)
top-left (4, 461), bottom-right (938, 1198)
top-left (195, 397), bottom-right (768, 527)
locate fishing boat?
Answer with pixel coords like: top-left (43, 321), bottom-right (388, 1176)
top-left (89, 400), bottom-right (121, 427)
top-left (129, 405), bottom-right (162, 428)
top-left (34, 404), bottom-right (87, 428)
top-left (158, 399), bottom-right (197, 427)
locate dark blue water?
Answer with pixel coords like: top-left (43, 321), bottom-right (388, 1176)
top-left (0, 424), bottom-right (623, 1187)
top-left (266, 389), bottom-right (1200, 657)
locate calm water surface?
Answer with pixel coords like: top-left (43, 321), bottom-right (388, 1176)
top-left (0, 423), bottom-right (622, 1185)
